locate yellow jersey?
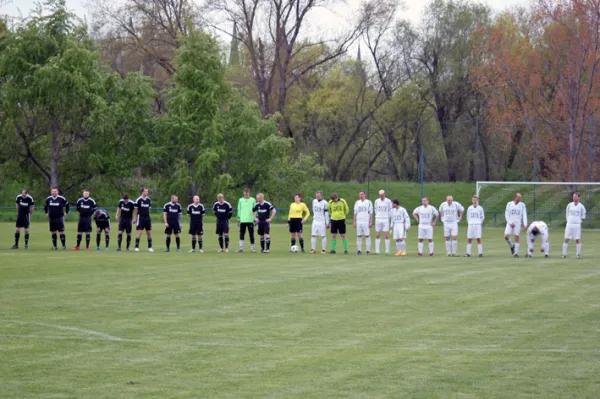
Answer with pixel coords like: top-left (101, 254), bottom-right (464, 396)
top-left (288, 202), bottom-right (310, 221)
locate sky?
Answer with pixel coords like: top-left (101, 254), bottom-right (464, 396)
top-left (2, 0), bottom-right (529, 26)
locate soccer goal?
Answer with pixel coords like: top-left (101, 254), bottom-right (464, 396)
top-left (475, 181), bottom-right (600, 228)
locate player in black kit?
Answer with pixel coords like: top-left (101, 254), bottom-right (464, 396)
top-left (213, 193), bottom-right (233, 252)
top-left (12, 189), bottom-right (35, 249)
top-left (253, 193), bottom-right (277, 253)
top-left (115, 193), bottom-right (135, 251)
top-left (44, 188), bottom-right (70, 250)
top-left (163, 195), bottom-right (183, 252)
top-left (187, 195), bottom-right (205, 253)
top-left (93, 209), bottom-right (111, 251)
top-left (74, 189), bottom-right (97, 251)
top-left (133, 188), bottom-right (153, 252)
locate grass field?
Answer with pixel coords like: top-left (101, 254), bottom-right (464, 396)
top-left (1, 222), bottom-right (599, 398)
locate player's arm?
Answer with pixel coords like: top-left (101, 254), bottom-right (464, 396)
top-left (116, 205), bottom-right (121, 221)
top-left (324, 203), bottom-right (330, 227)
top-left (405, 209), bottom-right (411, 229)
top-left (412, 209), bottom-right (419, 223)
top-left (522, 203), bottom-right (528, 230)
top-left (178, 206), bottom-right (183, 227)
top-left (343, 199), bottom-right (349, 218)
top-left (237, 198), bottom-right (242, 222)
top-left (64, 200), bottom-right (70, 216)
top-left (133, 204), bottom-right (138, 220)
top-left (15, 196), bottom-right (19, 214)
top-left (288, 203), bottom-right (293, 221)
top-left (227, 204), bottom-right (233, 220)
top-left (163, 205), bottom-right (168, 227)
top-left (252, 204), bottom-right (259, 223)
top-left (301, 203), bottom-right (310, 223)
top-left (505, 203), bottom-right (512, 226)
top-left (44, 199), bottom-right (49, 216)
top-left (353, 204), bottom-right (357, 228)
top-left (582, 204), bottom-right (587, 220)
top-left (269, 205), bottom-right (276, 223)
top-left (432, 208), bottom-right (439, 226)
top-left (30, 202), bottom-right (35, 215)
top-left (369, 202), bottom-right (373, 228)
top-left (458, 204), bottom-right (464, 222)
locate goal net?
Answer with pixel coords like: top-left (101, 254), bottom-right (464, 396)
top-left (476, 181), bottom-right (600, 228)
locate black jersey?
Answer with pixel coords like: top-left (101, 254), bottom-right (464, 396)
top-left (118, 199), bottom-right (135, 220)
top-left (76, 197), bottom-right (97, 218)
top-left (213, 201), bottom-right (233, 221)
top-left (44, 195), bottom-right (69, 218)
top-left (93, 209), bottom-right (110, 223)
top-left (135, 196), bottom-right (152, 217)
top-left (16, 194), bottom-right (35, 216)
top-left (163, 202), bottom-right (182, 223)
top-left (253, 201), bottom-right (274, 221)
top-left (187, 203), bottom-right (205, 223)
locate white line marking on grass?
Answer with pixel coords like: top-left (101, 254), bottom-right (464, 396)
top-left (1, 320), bottom-right (144, 342)
top-left (0, 333), bottom-right (146, 342)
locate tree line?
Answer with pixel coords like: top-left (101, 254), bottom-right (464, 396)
top-left (1, 0), bottom-right (599, 205)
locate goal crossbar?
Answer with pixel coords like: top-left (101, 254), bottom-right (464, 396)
top-left (476, 181), bottom-right (600, 197)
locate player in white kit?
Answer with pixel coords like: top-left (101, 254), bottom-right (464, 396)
top-left (526, 221), bottom-right (549, 258)
top-left (374, 190), bottom-right (393, 255)
top-left (562, 192), bottom-right (586, 259)
top-left (465, 195), bottom-right (485, 257)
top-left (504, 193), bottom-right (528, 257)
top-left (310, 191), bottom-right (329, 254)
top-left (391, 199), bottom-right (410, 256)
top-left (412, 197), bottom-right (439, 256)
top-left (353, 190), bottom-right (373, 255)
top-left (439, 195), bottom-right (464, 257)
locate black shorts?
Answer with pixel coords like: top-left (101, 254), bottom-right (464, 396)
top-left (16, 214), bottom-right (30, 228)
top-left (289, 218), bottom-right (303, 233)
top-left (331, 220), bottom-right (346, 235)
top-left (96, 220), bottom-right (111, 231)
top-left (119, 219), bottom-right (133, 234)
top-left (78, 217), bottom-right (93, 233)
top-left (189, 222), bottom-right (203, 236)
top-left (136, 215), bottom-right (152, 231)
top-left (49, 217), bottom-right (65, 232)
top-left (165, 221), bottom-right (181, 235)
top-left (257, 221), bottom-right (271, 236)
top-left (216, 219), bottom-right (230, 235)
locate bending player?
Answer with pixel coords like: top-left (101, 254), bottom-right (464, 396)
top-left (93, 208), bottom-right (111, 251)
top-left (526, 221), bottom-right (549, 258)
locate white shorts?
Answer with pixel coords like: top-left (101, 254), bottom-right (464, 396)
top-left (312, 221), bottom-right (326, 236)
top-left (393, 224), bottom-right (407, 240)
top-left (504, 223), bottom-right (522, 236)
top-left (564, 223), bottom-right (581, 240)
top-left (443, 222), bottom-right (458, 237)
top-left (356, 222), bottom-right (370, 236)
top-left (375, 220), bottom-right (390, 233)
top-left (418, 225), bottom-right (433, 240)
top-left (467, 224), bottom-right (482, 239)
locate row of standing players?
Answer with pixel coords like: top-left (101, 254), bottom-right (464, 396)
top-left (11, 188), bottom-right (587, 257)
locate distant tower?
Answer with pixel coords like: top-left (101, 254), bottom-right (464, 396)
top-left (356, 44), bottom-right (367, 82)
top-left (229, 22), bottom-right (240, 67)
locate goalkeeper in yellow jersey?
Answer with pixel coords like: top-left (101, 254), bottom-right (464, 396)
top-left (328, 193), bottom-right (349, 254)
top-left (288, 193), bottom-right (310, 252)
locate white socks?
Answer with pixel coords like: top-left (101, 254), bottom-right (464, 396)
top-left (428, 242), bottom-right (434, 255)
top-left (514, 243), bottom-right (520, 255)
top-left (357, 236), bottom-right (362, 251)
top-left (239, 239), bottom-right (244, 249)
top-left (478, 244), bottom-right (483, 255)
top-left (506, 238), bottom-right (513, 247)
top-left (322, 237), bottom-right (327, 251)
top-left (311, 236), bottom-right (317, 251)
top-left (366, 237), bottom-right (371, 252)
top-left (376, 238), bottom-right (381, 253)
top-left (396, 241), bottom-right (401, 251)
top-left (466, 243), bottom-right (472, 255)
top-left (576, 243), bottom-right (581, 256)
top-left (452, 240), bottom-right (457, 255)
top-left (385, 239), bottom-right (390, 254)
top-left (418, 242), bottom-right (424, 254)
top-left (445, 240), bottom-right (451, 253)
top-left (563, 242), bottom-right (583, 256)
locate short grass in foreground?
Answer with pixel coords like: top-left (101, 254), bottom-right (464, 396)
top-left (1, 222), bottom-right (599, 398)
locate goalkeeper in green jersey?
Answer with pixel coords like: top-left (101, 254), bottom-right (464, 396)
top-left (237, 188), bottom-right (257, 252)
top-left (328, 193), bottom-right (349, 254)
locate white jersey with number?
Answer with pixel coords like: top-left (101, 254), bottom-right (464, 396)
top-left (391, 207), bottom-right (411, 229)
top-left (505, 201), bottom-right (528, 227)
top-left (312, 199), bottom-right (329, 224)
top-left (354, 199), bottom-right (373, 224)
top-left (565, 202), bottom-right (586, 224)
top-left (439, 202), bottom-right (464, 224)
top-left (413, 205), bottom-right (439, 226)
top-left (467, 205), bottom-right (485, 225)
top-left (374, 198), bottom-right (393, 220)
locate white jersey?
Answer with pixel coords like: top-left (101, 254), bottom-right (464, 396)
top-left (439, 201), bottom-right (464, 223)
top-left (527, 221), bottom-right (548, 239)
top-left (505, 201), bottom-right (528, 226)
top-left (374, 198), bottom-right (393, 220)
top-left (466, 205), bottom-right (485, 225)
top-left (391, 207), bottom-right (411, 229)
top-left (312, 199), bottom-right (329, 224)
top-left (413, 205), bottom-right (439, 226)
top-left (565, 202), bottom-right (586, 224)
top-left (354, 199), bottom-right (373, 223)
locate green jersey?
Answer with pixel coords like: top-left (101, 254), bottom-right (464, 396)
top-left (237, 196), bottom-right (257, 223)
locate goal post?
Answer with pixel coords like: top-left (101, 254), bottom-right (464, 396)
top-left (475, 181), bottom-right (600, 228)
